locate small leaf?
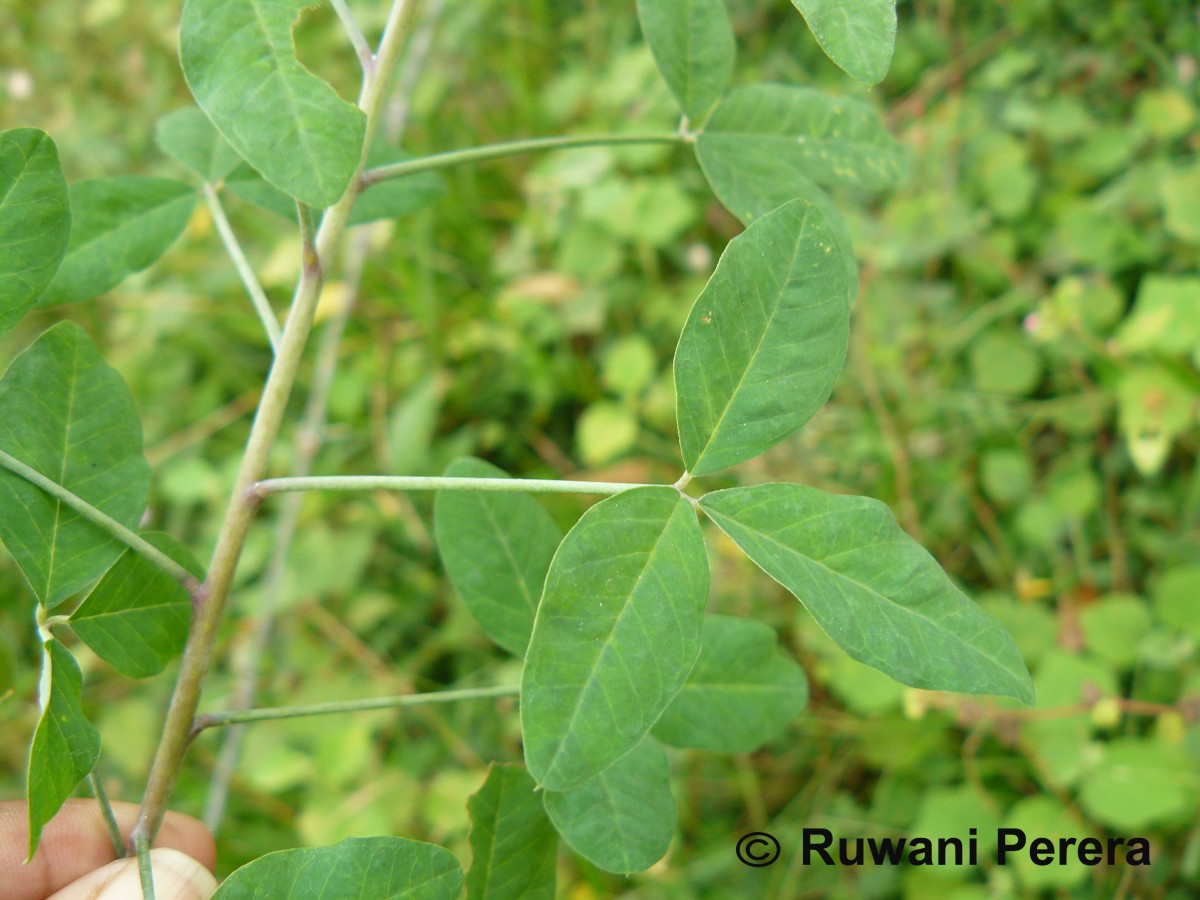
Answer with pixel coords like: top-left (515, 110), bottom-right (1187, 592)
top-left (653, 615), bottom-right (807, 752)
top-left (37, 177), bottom-right (196, 307)
top-left (69, 532), bottom-right (203, 678)
top-left (1078, 738), bottom-right (1200, 831)
top-left (26, 639), bottom-right (101, 860)
top-left (155, 106), bottom-right (244, 184)
top-left (521, 487), bottom-right (708, 791)
top-left (543, 737), bottom-right (675, 875)
top-left (674, 199), bottom-right (851, 476)
top-left (181, 0), bottom-right (367, 209)
top-left (0, 322), bottom-right (150, 605)
top-left (212, 836), bottom-right (463, 900)
top-left (0, 128), bottom-right (70, 336)
top-left (790, 0), bottom-right (897, 85)
top-left (699, 483), bottom-right (1034, 703)
top-left (697, 84), bottom-right (906, 200)
top-left (466, 764), bottom-right (557, 900)
top-left (434, 458), bottom-right (562, 656)
top-left (637, 0), bottom-right (736, 123)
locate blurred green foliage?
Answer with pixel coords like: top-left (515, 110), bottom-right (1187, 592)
top-left (1, 0), bottom-right (1198, 896)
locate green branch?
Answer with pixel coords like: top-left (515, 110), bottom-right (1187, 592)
top-left (253, 474), bottom-right (647, 498)
top-left (361, 131), bottom-right (686, 185)
top-left (192, 684), bottom-right (519, 732)
top-left (0, 449), bottom-right (198, 590)
top-left (132, 0), bottom-right (422, 850)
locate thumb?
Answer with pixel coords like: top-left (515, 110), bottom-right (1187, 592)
top-left (47, 847), bottom-right (217, 900)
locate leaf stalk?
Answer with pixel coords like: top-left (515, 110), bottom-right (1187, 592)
top-left (361, 131), bottom-right (685, 186)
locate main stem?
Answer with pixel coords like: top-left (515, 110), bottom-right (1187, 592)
top-left (131, 0), bottom-right (419, 848)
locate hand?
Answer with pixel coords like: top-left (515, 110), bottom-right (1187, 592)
top-left (0, 799), bottom-right (217, 899)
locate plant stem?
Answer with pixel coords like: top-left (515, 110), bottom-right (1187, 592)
top-left (203, 183), bottom-right (282, 352)
top-left (203, 231), bottom-right (371, 833)
top-left (193, 684), bottom-right (519, 732)
top-left (361, 131), bottom-right (685, 185)
top-left (131, 0), bottom-right (420, 849)
top-left (0, 449), bottom-right (197, 590)
top-left (134, 832), bottom-right (155, 900)
top-left (254, 474), bottom-right (647, 497)
top-left (89, 771), bottom-right (126, 858)
top-left (205, 6), bottom-right (443, 829)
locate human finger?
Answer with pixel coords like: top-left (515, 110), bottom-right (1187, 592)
top-left (0, 799), bottom-right (216, 900)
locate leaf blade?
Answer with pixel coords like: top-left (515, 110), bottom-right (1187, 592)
top-left (69, 532), bottom-right (202, 678)
top-left (26, 639), bottom-right (101, 859)
top-left (637, 0), bottom-right (736, 122)
top-left (521, 487), bottom-right (708, 791)
top-left (211, 836), bottom-right (463, 900)
top-left (37, 177), bottom-right (196, 308)
top-left (0, 322), bottom-right (150, 605)
top-left (155, 106), bottom-right (244, 184)
top-left (0, 128), bottom-right (70, 336)
top-left (543, 737), bottom-right (675, 875)
top-left (653, 614), bottom-right (808, 752)
top-left (466, 764), bottom-right (557, 900)
top-left (699, 483), bottom-right (1035, 703)
top-left (674, 198), bottom-right (851, 476)
top-left (434, 458), bottom-right (563, 656)
top-left (180, 0), bottom-right (367, 209)
top-left (699, 84), bottom-right (907, 198)
top-left (791, 0), bottom-right (898, 85)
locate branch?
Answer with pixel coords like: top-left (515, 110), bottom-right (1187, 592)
top-left (132, 0), bottom-right (422, 849)
top-left (361, 131), bottom-right (686, 186)
top-left (252, 474), bottom-right (648, 498)
top-left (193, 684), bottom-right (519, 733)
top-left (203, 231), bottom-right (372, 833)
top-left (203, 183), bottom-right (282, 352)
top-left (0, 449), bottom-right (198, 590)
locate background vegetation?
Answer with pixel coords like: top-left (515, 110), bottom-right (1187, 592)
top-left (2, 0), bottom-right (1198, 896)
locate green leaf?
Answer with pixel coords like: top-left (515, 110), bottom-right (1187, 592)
top-left (521, 487), bottom-right (708, 791)
top-left (693, 143), bottom-right (858, 288)
top-left (212, 836), bottom-right (463, 900)
top-left (37, 177), bottom-right (196, 307)
top-left (224, 144), bottom-right (445, 227)
top-left (180, 0), bottom-right (367, 209)
top-left (0, 129), bottom-right (70, 336)
top-left (1116, 274), bottom-right (1200, 356)
top-left (636, 0), bottom-right (736, 123)
top-left (155, 106), bottom-right (244, 184)
top-left (434, 458), bottom-right (563, 656)
top-left (697, 84), bottom-right (906, 202)
top-left (699, 484), bottom-right (1035, 703)
top-left (0, 322), bottom-right (150, 605)
top-left (466, 764), bottom-right (557, 900)
top-left (790, 0), bottom-right (897, 85)
top-left (26, 638), bottom-right (101, 860)
top-left (1078, 738), bottom-right (1200, 831)
top-left (543, 737), bottom-right (675, 875)
top-left (69, 533), bottom-right (203, 678)
top-left (674, 199), bottom-right (851, 476)
top-left (653, 615), bottom-right (807, 752)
